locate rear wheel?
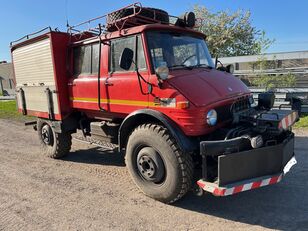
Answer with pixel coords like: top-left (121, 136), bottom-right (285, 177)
top-left (125, 124), bottom-right (193, 203)
top-left (37, 119), bottom-right (72, 159)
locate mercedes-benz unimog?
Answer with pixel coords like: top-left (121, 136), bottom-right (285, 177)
top-left (11, 3), bottom-right (298, 203)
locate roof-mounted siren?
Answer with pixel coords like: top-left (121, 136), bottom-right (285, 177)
top-left (175, 12), bottom-right (196, 28)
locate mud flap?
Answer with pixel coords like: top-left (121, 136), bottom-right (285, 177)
top-left (201, 134), bottom-right (294, 186)
top-left (218, 135), bottom-right (294, 186)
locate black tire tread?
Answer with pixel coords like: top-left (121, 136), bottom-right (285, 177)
top-left (48, 132), bottom-right (72, 159)
top-left (126, 123), bottom-right (193, 204)
top-left (37, 119), bottom-right (72, 159)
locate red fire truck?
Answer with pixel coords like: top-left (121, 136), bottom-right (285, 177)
top-left (11, 3), bottom-right (298, 203)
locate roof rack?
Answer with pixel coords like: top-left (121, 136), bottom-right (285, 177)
top-left (11, 4), bottom-right (202, 47)
top-left (10, 27), bottom-right (54, 46)
top-left (67, 2), bottom-right (197, 36)
top-left (67, 2), bottom-right (137, 35)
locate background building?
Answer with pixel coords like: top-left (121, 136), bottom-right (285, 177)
top-left (0, 61), bottom-right (15, 95)
top-left (219, 50), bottom-right (308, 87)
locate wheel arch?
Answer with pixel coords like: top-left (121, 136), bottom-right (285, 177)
top-left (118, 109), bottom-right (197, 153)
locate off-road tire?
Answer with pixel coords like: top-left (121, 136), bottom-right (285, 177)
top-left (37, 119), bottom-right (72, 159)
top-left (125, 124), bottom-right (193, 204)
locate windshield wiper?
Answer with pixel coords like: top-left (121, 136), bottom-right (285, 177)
top-left (191, 64), bottom-right (213, 69)
top-left (168, 64), bottom-right (193, 70)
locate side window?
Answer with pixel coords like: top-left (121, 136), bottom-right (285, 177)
top-left (73, 43), bottom-right (99, 76)
top-left (137, 36), bottom-right (147, 70)
top-left (92, 43), bottom-right (99, 75)
top-left (111, 37), bottom-right (135, 72)
top-left (110, 35), bottom-right (147, 72)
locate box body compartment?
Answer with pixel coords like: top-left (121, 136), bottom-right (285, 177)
top-left (11, 31), bottom-right (71, 120)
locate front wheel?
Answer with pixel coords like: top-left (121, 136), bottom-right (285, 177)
top-left (125, 124), bottom-right (193, 203)
top-left (37, 119), bottom-right (72, 159)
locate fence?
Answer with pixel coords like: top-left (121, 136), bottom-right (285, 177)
top-left (249, 87), bottom-right (308, 113)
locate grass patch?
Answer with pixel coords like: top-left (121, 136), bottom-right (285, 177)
top-left (0, 100), bottom-right (20, 119)
top-left (294, 113), bottom-right (308, 128)
top-left (0, 100), bottom-right (33, 121)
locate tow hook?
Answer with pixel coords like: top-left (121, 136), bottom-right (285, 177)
top-left (24, 121), bottom-right (37, 131)
top-left (192, 184), bottom-right (204, 196)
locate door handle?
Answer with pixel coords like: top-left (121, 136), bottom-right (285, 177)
top-left (105, 80), bottom-right (113, 86)
top-left (68, 83), bottom-right (76, 86)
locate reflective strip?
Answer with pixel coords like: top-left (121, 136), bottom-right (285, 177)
top-left (197, 173), bottom-right (283, 197)
top-left (260, 178), bottom-right (271, 187)
top-left (279, 111), bottom-right (298, 129)
top-left (282, 117), bottom-right (287, 129)
top-left (242, 182), bottom-right (253, 191)
top-left (70, 97), bottom-right (176, 108)
top-left (225, 187), bottom-right (235, 196)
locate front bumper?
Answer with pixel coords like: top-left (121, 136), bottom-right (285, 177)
top-left (197, 133), bottom-right (296, 196)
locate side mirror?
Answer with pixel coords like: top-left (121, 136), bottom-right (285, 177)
top-left (217, 64), bottom-right (234, 74)
top-left (119, 48), bottom-right (134, 70)
top-left (226, 64), bottom-right (234, 74)
top-left (216, 66), bottom-right (227, 72)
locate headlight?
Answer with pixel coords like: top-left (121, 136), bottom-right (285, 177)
top-left (206, 109), bottom-right (217, 126)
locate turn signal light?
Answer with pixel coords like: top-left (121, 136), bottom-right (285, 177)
top-left (176, 101), bottom-right (190, 109)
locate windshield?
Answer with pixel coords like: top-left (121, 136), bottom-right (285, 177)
top-left (147, 31), bottom-right (215, 70)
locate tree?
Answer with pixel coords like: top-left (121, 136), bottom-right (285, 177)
top-left (194, 5), bottom-right (274, 57)
top-left (249, 56), bottom-right (296, 89)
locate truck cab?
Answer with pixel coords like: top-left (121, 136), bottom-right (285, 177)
top-left (11, 3), bottom-right (298, 203)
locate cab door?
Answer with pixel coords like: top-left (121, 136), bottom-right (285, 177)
top-left (103, 35), bottom-right (149, 114)
top-left (68, 42), bottom-right (108, 112)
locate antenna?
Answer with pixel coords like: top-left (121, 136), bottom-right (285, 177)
top-left (65, 0), bottom-right (70, 28)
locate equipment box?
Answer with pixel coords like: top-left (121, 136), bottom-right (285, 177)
top-left (11, 30), bottom-right (71, 120)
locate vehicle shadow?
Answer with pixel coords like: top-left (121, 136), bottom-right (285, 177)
top-left (174, 136), bottom-right (308, 230)
top-left (62, 136), bottom-right (308, 230)
top-left (62, 146), bottom-right (125, 167)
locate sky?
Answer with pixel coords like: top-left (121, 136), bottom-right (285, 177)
top-left (1, 0), bottom-right (307, 61)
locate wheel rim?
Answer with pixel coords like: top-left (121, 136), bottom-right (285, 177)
top-left (41, 124), bottom-right (53, 146)
top-left (136, 147), bottom-right (165, 183)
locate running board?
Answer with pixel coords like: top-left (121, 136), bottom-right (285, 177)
top-left (73, 135), bottom-right (118, 151)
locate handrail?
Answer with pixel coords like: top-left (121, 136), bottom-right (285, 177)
top-left (67, 2), bottom-right (143, 34)
top-left (10, 27), bottom-right (52, 46)
top-left (66, 2), bottom-right (193, 35)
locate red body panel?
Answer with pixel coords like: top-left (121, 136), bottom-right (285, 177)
top-left (49, 33), bottom-right (72, 119)
top-left (167, 69), bottom-right (250, 107)
top-left (67, 25), bottom-right (250, 136)
top-left (12, 24), bottom-right (250, 136)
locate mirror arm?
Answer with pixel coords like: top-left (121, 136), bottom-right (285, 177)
top-left (133, 60), bottom-right (153, 95)
top-left (137, 70), bottom-right (153, 95)
top-left (215, 56), bottom-right (218, 69)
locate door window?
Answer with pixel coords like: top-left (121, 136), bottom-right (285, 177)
top-left (110, 35), bottom-right (147, 72)
top-left (73, 43), bottom-right (99, 76)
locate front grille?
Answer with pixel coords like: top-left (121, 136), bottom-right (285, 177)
top-left (216, 96), bottom-right (250, 123)
top-left (216, 105), bottom-right (232, 123)
top-left (231, 96), bottom-right (250, 113)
